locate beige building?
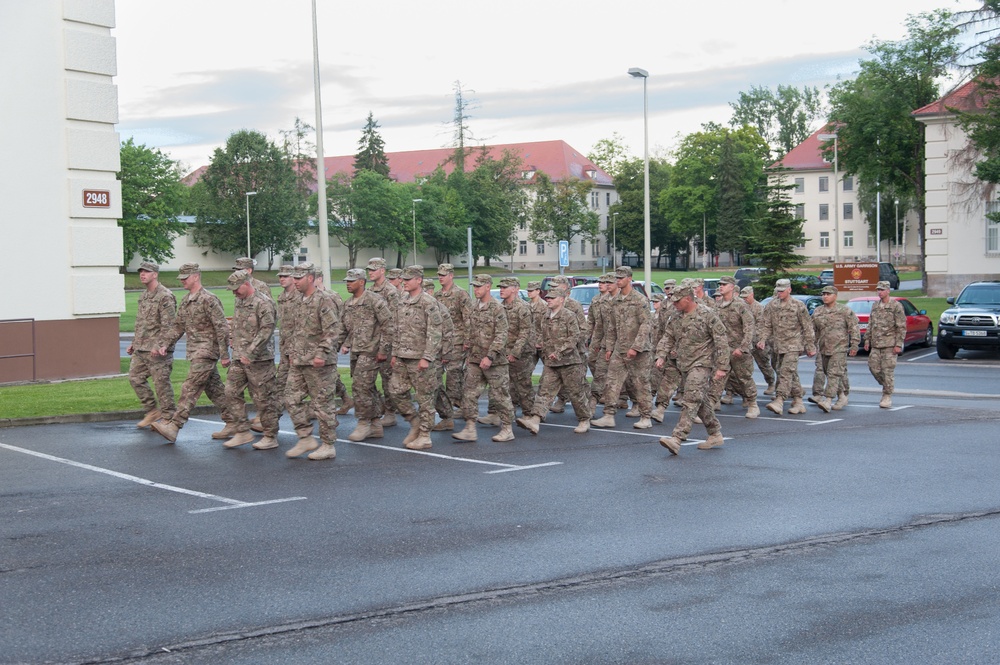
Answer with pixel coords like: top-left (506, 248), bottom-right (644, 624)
top-left (913, 80), bottom-right (1000, 296)
top-left (0, 1), bottom-right (124, 383)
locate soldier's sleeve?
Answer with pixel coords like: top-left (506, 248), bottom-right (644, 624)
top-left (509, 306), bottom-right (530, 358)
top-left (708, 312), bottom-right (731, 373)
top-left (758, 306), bottom-right (772, 346)
top-left (738, 304), bottom-right (754, 352)
top-left (333, 306), bottom-right (351, 352)
top-left (893, 302), bottom-right (907, 347)
top-left (208, 296), bottom-right (231, 359)
top-left (632, 297), bottom-right (653, 352)
top-left (424, 298), bottom-right (443, 362)
top-left (489, 304), bottom-right (509, 360)
top-left (159, 300), bottom-right (186, 349)
top-left (800, 303), bottom-right (816, 354)
top-left (554, 312), bottom-right (579, 359)
top-left (317, 301), bottom-right (338, 360)
top-left (374, 297), bottom-right (392, 357)
top-left (848, 309), bottom-right (861, 352)
top-left (604, 301), bottom-right (619, 350)
top-left (158, 290), bottom-right (178, 338)
top-left (247, 298), bottom-right (276, 358)
top-left (656, 317), bottom-right (676, 361)
top-left (589, 302), bottom-right (604, 351)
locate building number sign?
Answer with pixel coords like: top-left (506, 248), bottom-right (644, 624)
top-left (82, 189), bottom-right (111, 208)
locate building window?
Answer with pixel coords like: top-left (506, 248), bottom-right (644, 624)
top-left (581, 239), bottom-right (587, 254)
top-left (843, 203), bottom-right (853, 220)
top-left (819, 232), bottom-right (830, 248)
top-left (519, 240), bottom-right (527, 256)
top-left (536, 242), bottom-right (545, 255)
top-left (819, 204), bottom-right (829, 221)
top-left (591, 192), bottom-right (600, 209)
top-left (844, 230), bottom-right (854, 248)
top-left (592, 241), bottom-right (598, 257)
top-left (819, 176), bottom-right (829, 192)
top-left (795, 204), bottom-right (805, 219)
top-left (987, 201), bottom-right (1000, 254)
top-left (794, 178), bottom-right (804, 193)
top-left (519, 220), bottom-right (526, 230)
top-left (606, 192), bottom-right (611, 206)
top-left (606, 239), bottom-right (611, 254)
top-left (843, 176), bottom-right (854, 192)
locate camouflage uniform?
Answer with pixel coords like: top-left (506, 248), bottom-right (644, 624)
top-left (275, 273), bottom-right (300, 402)
top-left (368, 260), bottom-right (400, 418)
top-left (461, 281), bottom-right (514, 427)
top-left (599, 281), bottom-right (653, 419)
top-left (225, 275), bottom-right (279, 438)
top-left (652, 301), bottom-right (683, 406)
top-left (742, 290), bottom-right (776, 390)
top-left (390, 274), bottom-right (444, 436)
top-left (159, 282), bottom-right (233, 428)
top-left (657, 300), bottom-right (730, 441)
top-left (285, 283), bottom-right (340, 446)
top-left (709, 291), bottom-right (757, 406)
top-left (232, 258), bottom-right (273, 301)
top-left (587, 277), bottom-right (614, 402)
top-left (130, 277), bottom-right (177, 420)
top-left (435, 267), bottom-right (473, 414)
top-left (501, 286), bottom-right (536, 414)
top-left (528, 297), bottom-right (591, 421)
top-left (427, 285), bottom-right (458, 422)
top-left (758, 292), bottom-right (816, 404)
top-left (866, 295), bottom-right (906, 397)
top-left (527, 285), bottom-right (548, 367)
top-left (812, 300), bottom-right (860, 400)
top-left (336, 285), bottom-right (392, 422)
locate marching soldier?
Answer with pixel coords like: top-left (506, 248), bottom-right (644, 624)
top-left (587, 274), bottom-right (616, 411)
top-left (367, 257), bottom-right (400, 427)
top-left (127, 261), bottom-right (177, 429)
top-left (499, 277), bottom-right (535, 415)
top-left (757, 278), bottom-right (816, 416)
top-left (865, 281), bottom-right (906, 408)
top-left (435, 263), bottom-right (473, 420)
top-left (709, 276), bottom-right (759, 418)
top-left (232, 258), bottom-right (273, 301)
top-left (741, 285), bottom-right (776, 395)
top-left (811, 285), bottom-right (860, 412)
top-left (425, 279), bottom-right (459, 432)
top-left (526, 281), bottom-right (548, 368)
top-left (545, 274), bottom-right (588, 414)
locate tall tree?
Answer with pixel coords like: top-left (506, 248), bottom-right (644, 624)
top-left (528, 173), bottom-right (600, 263)
top-left (715, 134), bottom-right (761, 263)
top-left (463, 148), bottom-right (527, 266)
top-left (827, 9), bottom-right (958, 279)
top-left (416, 168), bottom-right (468, 264)
top-left (192, 129), bottom-right (310, 269)
top-left (745, 170), bottom-right (807, 275)
top-left (318, 172), bottom-right (364, 268)
top-left (117, 138), bottom-right (188, 271)
top-left (354, 112), bottom-right (390, 177)
top-left (610, 157), bottom-right (678, 268)
top-left (347, 169), bottom-right (408, 257)
top-left (729, 85), bottom-right (824, 158)
top-left (587, 132), bottom-right (632, 182)
top-left (954, 3), bottom-right (1000, 185)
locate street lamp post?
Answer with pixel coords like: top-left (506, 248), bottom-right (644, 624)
top-left (411, 198), bottom-right (422, 260)
top-left (612, 212), bottom-right (618, 270)
top-left (628, 67), bottom-right (651, 289)
top-left (244, 191), bottom-right (257, 259)
top-left (311, 0), bottom-right (331, 284)
top-left (817, 132), bottom-right (840, 263)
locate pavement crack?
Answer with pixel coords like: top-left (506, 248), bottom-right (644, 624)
top-left (82, 508), bottom-right (1000, 664)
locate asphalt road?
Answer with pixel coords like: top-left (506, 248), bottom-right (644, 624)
top-left (3, 357), bottom-right (1000, 664)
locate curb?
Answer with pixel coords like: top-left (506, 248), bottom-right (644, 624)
top-left (0, 405), bottom-right (221, 429)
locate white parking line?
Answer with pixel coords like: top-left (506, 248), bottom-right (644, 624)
top-left (907, 350), bottom-right (938, 362)
top-left (540, 422), bottom-right (725, 446)
top-left (0, 442), bottom-right (306, 514)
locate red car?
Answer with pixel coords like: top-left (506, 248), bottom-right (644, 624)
top-left (846, 297), bottom-right (934, 350)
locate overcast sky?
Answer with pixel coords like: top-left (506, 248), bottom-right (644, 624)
top-left (114, 0), bottom-right (979, 175)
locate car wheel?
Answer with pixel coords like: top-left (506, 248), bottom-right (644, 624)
top-left (921, 325), bottom-right (933, 348)
top-left (936, 336), bottom-right (956, 359)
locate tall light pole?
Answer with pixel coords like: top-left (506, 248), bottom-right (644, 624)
top-left (629, 67), bottom-right (651, 288)
top-left (895, 198), bottom-right (900, 261)
top-left (244, 191), bottom-right (257, 258)
top-left (612, 211), bottom-right (618, 270)
top-left (411, 198), bottom-right (422, 260)
top-left (818, 132), bottom-right (840, 263)
top-left (311, 0), bottom-right (331, 284)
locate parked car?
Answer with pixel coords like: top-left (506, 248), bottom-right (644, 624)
top-left (540, 275), bottom-right (596, 296)
top-left (702, 278), bottom-right (720, 297)
top-left (734, 267), bottom-right (766, 289)
top-left (936, 280), bottom-right (1000, 359)
top-left (761, 294), bottom-right (825, 315)
top-left (819, 269), bottom-right (834, 286)
top-left (489, 288), bottom-right (529, 302)
top-left (846, 296), bottom-right (933, 350)
top-left (878, 262), bottom-right (900, 290)
top-left (568, 284), bottom-right (600, 315)
top-left (791, 274), bottom-right (823, 292)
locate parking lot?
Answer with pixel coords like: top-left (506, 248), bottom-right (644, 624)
top-left (3, 356), bottom-right (1000, 663)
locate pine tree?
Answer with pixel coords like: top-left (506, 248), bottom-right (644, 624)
top-left (353, 112), bottom-right (390, 177)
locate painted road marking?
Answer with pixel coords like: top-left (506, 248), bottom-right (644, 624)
top-left (0, 442), bottom-right (306, 514)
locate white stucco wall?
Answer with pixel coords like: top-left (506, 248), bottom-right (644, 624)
top-left (0, 0), bottom-right (124, 322)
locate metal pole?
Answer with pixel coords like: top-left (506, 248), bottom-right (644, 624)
top-left (832, 136), bottom-right (840, 263)
top-left (876, 188), bottom-right (881, 263)
top-left (245, 191), bottom-right (256, 259)
top-left (311, 0), bottom-right (331, 283)
top-left (467, 227), bottom-right (473, 297)
top-left (612, 212), bottom-right (618, 270)
top-left (411, 199), bottom-right (422, 261)
top-left (642, 75), bottom-right (651, 289)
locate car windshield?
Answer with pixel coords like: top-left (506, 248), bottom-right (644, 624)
top-left (956, 285), bottom-right (1000, 306)
top-left (847, 301), bottom-right (873, 315)
top-left (570, 287), bottom-right (598, 306)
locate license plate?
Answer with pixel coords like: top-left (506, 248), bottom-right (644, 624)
top-left (963, 330), bottom-right (988, 336)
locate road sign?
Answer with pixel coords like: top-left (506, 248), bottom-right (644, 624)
top-left (558, 240), bottom-right (569, 268)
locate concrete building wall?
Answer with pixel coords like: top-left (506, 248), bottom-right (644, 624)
top-left (0, 0), bottom-right (123, 383)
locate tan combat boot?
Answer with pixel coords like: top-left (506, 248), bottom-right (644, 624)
top-left (745, 403), bottom-right (760, 419)
top-left (252, 436), bottom-right (278, 450)
top-left (452, 421), bottom-right (478, 442)
top-left (406, 433), bottom-right (433, 450)
top-left (720, 393), bottom-right (733, 405)
top-left (651, 405), bottom-right (666, 423)
top-left (368, 419), bottom-right (385, 438)
top-left (807, 393), bottom-right (821, 404)
top-left (477, 413), bottom-right (501, 426)
top-left (211, 422), bottom-right (238, 440)
top-left (698, 432), bottom-right (724, 450)
top-left (788, 398), bottom-right (807, 414)
top-left (625, 405), bottom-right (641, 417)
top-left (590, 412), bottom-right (616, 428)
top-left (573, 420), bottom-right (590, 434)
top-left (832, 393), bottom-right (848, 410)
top-left (633, 417), bottom-right (653, 430)
top-left (336, 397), bottom-right (355, 416)
top-left (492, 423), bottom-right (515, 442)
top-left (763, 383), bottom-right (776, 396)
top-left (432, 418), bottom-right (455, 431)
top-left (347, 421), bottom-right (373, 442)
top-left (402, 415), bottom-right (420, 446)
top-left (150, 419), bottom-right (179, 443)
top-left (286, 434), bottom-right (319, 458)
top-left (549, 398), bottom-right (566, 413)
top-left (223, 431), bottom-right (255, 448)
top-left (250, 416), bottom-right (264, 433)
top-left (515, 415), bottom-right (540, 435)
top-left (815, 397), bottom-right (832, 413)
top-left (137, 409), bottom-right (161, 428)
top-left (880, 394), bottom-right (892, 408)
top-left (659, 435), bottom-right (681, 455)
top-left (589, 395), bottom-right (598, 413)
top-left (380, 411), bottom-right (398, 427)
top-left (307, 442), bottom-right (336, 460)
top-left (765, 399), bottom-right (784, 416)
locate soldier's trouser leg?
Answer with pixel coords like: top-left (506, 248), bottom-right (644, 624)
top-left (673, 367), bottom-right (721, 439)
top-left (225, 362), bottom-right (252, 431)
top-left (389, 358), bottom-right (437, 434)
top-left (129, 351), bottom-right (175, 420)
top-left (656, 361), bottom-right (682, 405)
top-left (377, 358), bottom-right (394, 416)
top-left (508, 354), bottom-right (535, 413)
top-left (285, 364), bottom-right (338, 443)
top-left (839, 369), bottom-right (851, 395)
top-left (173, 359), bottom-right (227, 427)
top-left (444, 350), bottom-right (468, 414)
top-left (227, 360), bottom-right (278, 436)
top-left (868, 347), bottom-right (897, 394)
top-left (588, 348), bottom-right (609, 401)
top-left (773, 352), bottom-right (803, 401)
top-left (350, 353), bottom-right (381, 421)
top-left (562, 363), bottom-right (592, 420)
top-left (435, 364), bottom-right (451, 418)
top-left (650, 363), bottom-right (664, 401)
top-left (275, 356), bottom-right (290, 417)
top-left (532, 364), bottom-right (590, 420)
top-left (751, 345), bottom-right (776, 387)
top-left (707, 370), bottom-right (730, 406)
top-left (725, 352), bottom-right (757, 402)
top-left (484, 364), bottom-right (514, 425)
top-left (820, 354), bottom-right (847, 400)
top-left (811, 353), bottom-right (826, 396)
top-left (602, 351), bottom-right (652, 417)
top-left (461, 363), bottom-right (488, 422)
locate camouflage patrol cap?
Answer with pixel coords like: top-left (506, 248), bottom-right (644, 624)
top-left (437, 263), bottom-right (455, 275)
top-left (138, 261), bottom-right (159, 273)
top-left (387, 268), bottom-right (403, 280)
top-left (694, 278), bottom-right (705, 286)
top-left (498, 276), bottom-right (520, 288)
top-left (366, 257), bottom-right (387, 271)
top-left (544, 286), bottom-right (568, 299)
top-left (401, 265), bottom-right (424, 280)
top-left (277, 264), bottom-right (295, 277)
top-left (471, 274), bottom-right (493, 287)
top-left (615, 266), bottom-right (633, 278)
top-left (876, 280), bottom-right (890, 291)
top-left (177, 263), bottom-right (201, 279)
top-left (549, 275), bottom-right (569, 285)
top-left (233, 257), bottom-right (255, 270)
top-left (344, 268), bottom-right (366, 282)
top-left (292, 262), bottom-right (316, 278)
top-left (670, 285), bottom-right (694, 302)
top-left (775, 278), bottom-right (791, 291)
top-left (680, 278), bottom-right (696, 288)
top-left (740, 285), bottom-right (754, 297)
top-left (422, 279), bottom-right (435, 289)
top-left (227, 270), bottom-right (250, 290)
top-left (821, 285), bottom-right (838, 295)
top-left (651, 293), bottom-right (666, 303)
top-left (719, 276), bottom-right (737, 286)
top-left (526, 281), bottom-right (541, 291)
top-left (663, 278), bottom-right (677, 288)
top-left (598, 273), bottom-right (616, 284)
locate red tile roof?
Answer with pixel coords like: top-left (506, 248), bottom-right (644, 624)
top-left (769, 126), bottom-right (838, 171)
top-left (912, 78), bottom-right (999, 118)
top-left (182, 139), bottom-right (613, 188)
